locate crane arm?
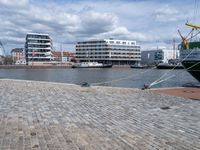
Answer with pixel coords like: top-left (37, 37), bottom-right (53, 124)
top-left (178, 30), bottom-right (185, 40)
top-left (185, 22), bottom-right (200, 29)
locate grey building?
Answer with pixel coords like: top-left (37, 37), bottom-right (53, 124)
top-left (141, 48), bottom-right (177, 65)
top-left (75, 39), bottom-right (141, 65)
top-left (25, 33), bottom-right (53, 65)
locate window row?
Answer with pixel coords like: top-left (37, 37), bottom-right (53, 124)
top-left (108, 41), bottom-right (135, 45)
top-left (26, 40), bottom-right (51, 43)
top-left (27, 35), bottom-right (50, 39)
top-left (27, 45), bottom-right (51, 48)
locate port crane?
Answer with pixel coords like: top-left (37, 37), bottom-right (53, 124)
top-left (178, 0), bottom-right (200, 48)
top-left (178, 22), bottom-right (200, 49)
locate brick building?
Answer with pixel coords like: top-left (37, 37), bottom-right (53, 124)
top-left (52, 51), bottom-right (75, 63)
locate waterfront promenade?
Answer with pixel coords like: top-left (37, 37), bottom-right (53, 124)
top-left (0, 79), bottom-right (199, 150)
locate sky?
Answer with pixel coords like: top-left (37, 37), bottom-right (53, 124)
top-left (0, 0), bottom-right (200, 54)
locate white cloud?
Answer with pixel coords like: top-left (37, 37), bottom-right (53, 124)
top-left (154, 5), bottom-right (184, 22)
top-left (78, 11), bottom-right (118, 35)
top-left (0, 0), bottom-right (198, 52)
top-left (156, 5), bottom-right (179, 15)
top-left (0, 0), bottom-right (28, 7)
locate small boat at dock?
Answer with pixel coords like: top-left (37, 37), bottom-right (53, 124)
top-left (72, 62), bottom-right (112, 68)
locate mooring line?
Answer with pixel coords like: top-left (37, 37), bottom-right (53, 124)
top-left (87, 48), bottom-right (199, 89)
top-left (149, 48), bottom-right (198, 88)
top-left (90, 66), bottom-right (156, 86)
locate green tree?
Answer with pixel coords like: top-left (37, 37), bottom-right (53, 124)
top-left (3, 56), bottom-right (13, 65)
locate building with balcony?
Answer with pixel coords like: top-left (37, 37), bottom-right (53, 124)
top-left (75, 39), bottom-right (141, 65)
top-left (25, 33), bottom-right (53, 65)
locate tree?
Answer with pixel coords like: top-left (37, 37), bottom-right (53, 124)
top-left (3, 56), bottom-right (13, 65)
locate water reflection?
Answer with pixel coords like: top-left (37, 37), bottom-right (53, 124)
top-left (0, 68), bottom-right (197, 88)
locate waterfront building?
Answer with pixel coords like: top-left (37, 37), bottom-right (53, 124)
top-left (52, 51), bottom-right (75, 63)
top-left (25, 33), bottom-right (53, 65)
top-left (11, 48), bottom-right (26, 64)
top-left (75, 39), bottom-right (141, 65)
top-left (141, 48), bottom-right (179, 65)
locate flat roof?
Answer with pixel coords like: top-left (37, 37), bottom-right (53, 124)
top-left (27, 33), bottom-right (49, 36)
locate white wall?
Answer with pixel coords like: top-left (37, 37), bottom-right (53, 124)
top-left (141, 48), bottom-right (178, 65)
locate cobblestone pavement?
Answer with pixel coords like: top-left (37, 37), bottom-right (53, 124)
top-left (0, 79), bottom-right (200, 150)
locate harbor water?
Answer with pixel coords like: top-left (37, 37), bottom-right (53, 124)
top-left (0, 68), bottom-right (198, 88)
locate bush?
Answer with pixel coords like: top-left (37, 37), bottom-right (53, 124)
top-left (3, 56), bottom-right (13, 65)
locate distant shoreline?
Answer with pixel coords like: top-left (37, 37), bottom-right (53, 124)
top-left (0, 65), bottom-right (132, 69)
top-left (0, 65), bottom-right (72, 69)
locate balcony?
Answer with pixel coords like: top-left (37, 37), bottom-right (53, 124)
top-left (27, 42), bottom-right (52, 45)
top-left (26, 37), bottom-right (52, 41)
top-left (27, 47), bottom-right (52, 50)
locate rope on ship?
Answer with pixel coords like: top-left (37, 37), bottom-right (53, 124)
top-left (84, 52), bottom-right (199, 89)
top-left (83, 0), bottom-right (200, 89)
top-left (150, 61), bottom-right (200, 88)
top-left (89, 66), bottom-right (157, 86)
top-left (148, 0), bottom-right (200, 88)
top-left (86, 48), bottom-right (198, 88)
top-left (148, 48), bottom-right (197, 88)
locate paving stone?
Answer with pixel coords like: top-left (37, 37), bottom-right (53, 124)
top-left (0, 79), bottom-right (199, 150)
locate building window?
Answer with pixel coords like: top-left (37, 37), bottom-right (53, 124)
top-left (116, 41), bottom-right (120, 44)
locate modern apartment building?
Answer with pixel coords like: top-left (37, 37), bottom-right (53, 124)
top-left (25, 33), bottom-right (53, 65)
top-left (75, 39), bottom-right (141, 65)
